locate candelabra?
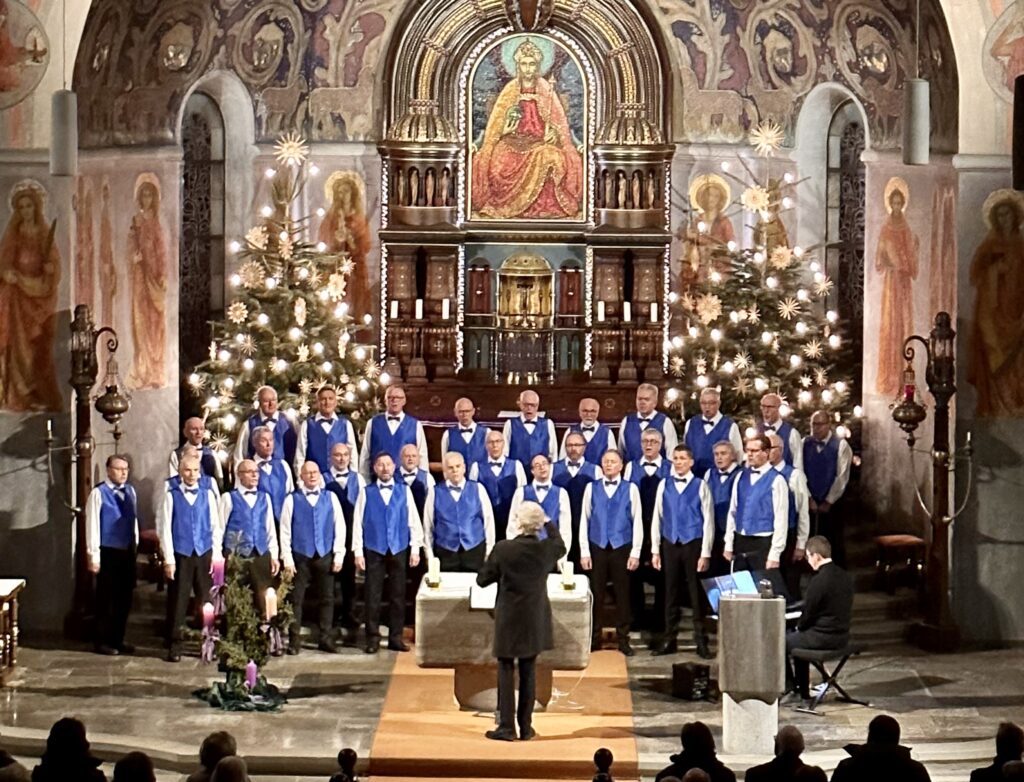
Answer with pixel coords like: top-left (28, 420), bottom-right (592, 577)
top-left (47, 304), bottom-right (131, 637)
top-left (890, 312), bottom-right (972, 652)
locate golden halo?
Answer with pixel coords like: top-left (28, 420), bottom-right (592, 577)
top-left (134, 172), bottom-right (162, 202)
top-left (9, 178), bottom-right (46, 210)
top-left (982, 188), bottom-right (1024, 230)
top-left (323, 170), bottom-right (366, 211)
top-left (883, 176), bottom-right (910, 214)
top-left (688, 174), bottom-right (731, 213)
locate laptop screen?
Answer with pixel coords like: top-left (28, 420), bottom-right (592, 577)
top-left (701, 570), bottom-right (758, 613)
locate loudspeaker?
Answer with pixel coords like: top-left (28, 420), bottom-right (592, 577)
top-left (672, 662), bottom-right (710, 700)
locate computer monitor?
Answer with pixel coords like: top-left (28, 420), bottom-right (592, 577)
top-left (701, 570), bottom-right (758, 614)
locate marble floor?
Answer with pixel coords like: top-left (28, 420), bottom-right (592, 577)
top-left (1, 584), bottom-right (1022, 781)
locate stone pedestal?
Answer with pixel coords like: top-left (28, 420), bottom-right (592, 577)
top-left (722, 693), bottom-right (778, 755)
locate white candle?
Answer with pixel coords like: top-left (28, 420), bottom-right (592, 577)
top-left (561, 560), bottom-right (574, 589)
top-left (651, 303), bottom-right (658, 323)
top-left (264, 587), bottom-right (278, 621)
top-left (597, 301), bottom-right (606, 322)
top-left (442, 298), bottom-right (451, 320)
top-left (390, 300), bottom-right (399, 320)
top-left (427, 556), bottom-right (441, 586)
top-left (623, 302), bottom-right (632, 322)
top-left (415, 299), bottom-right (424, 320)
top-left (46, 418), bottom-right (52, 438)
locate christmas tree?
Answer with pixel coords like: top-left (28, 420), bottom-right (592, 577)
top-left (666, 121), bottom-right (858, 434)
top-left (188, 134), bottom-right (385, 454)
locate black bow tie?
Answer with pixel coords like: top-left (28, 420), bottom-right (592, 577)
top-left (262, 418), bottom-right (277, 426)
top-left (183, 488), bottom-right (198, 495)
top-left (673, 476), bottom-right (689, 483)
top-left (764, 424), bottom-right (776, 432)
top-left (604, 480), bottom-right (619, 487)
top-left (567, 461), bottom-right (581, 468)
top-left (703, 418), bottom-right (716, 426)
top-left (523, 420), bottom-right (536, 427)
top-left (402, 472), bottom-right (416, 481)
top-left (490, 461), bottom-right (503, 468)
top-left (447, 484), bottom-right (462, 493)
top-left (460, 427), bottom-right (473, 433)
top-left (639, 417), bottom-right (652, 423)
top-left (581, 425), bottom-right (596, 432)
top-left (112, 484), bottom-right (125, 491)
top-left (334, 472), bottom-right (350, 480)
top-left (321, 417), bottom-right (336, 424)
top-left (387, 415), bottom-right (402, 422)
top-left (379, 482), bottom-right (394, 490)
top-left (534, 484), bottom-right (550, 491)
top-left (244, 490), bottom-right (258, 495)
top-left (305, 490), bottom-right (320, 497)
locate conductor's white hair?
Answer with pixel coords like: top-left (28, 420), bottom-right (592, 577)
top-left (515, 501), bottom-right (546, 535)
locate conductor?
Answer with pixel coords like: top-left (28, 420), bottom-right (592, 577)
top-left (476, 501), bottom-right (567, 741)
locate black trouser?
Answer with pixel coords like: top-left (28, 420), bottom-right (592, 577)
top-left (229, 551), bottom-right (273, 616)
top-left (710, 528), bottom-right (729, 576)
top-left (166, 550), bottom-right (213, 649)
top-left (95, 545), bottom-right (135, 649)
top-left (567, 512), bottom-right (582, 568)
top-left (335, 550), bottom-right (358, 628)
top-left (292, 553), bottom-right (334, 642)
top-left (815, 503), bottom-right (846, 568)
top-left (662, 538), bottom-right (707, 643)
top-left (786, 628), bottom-right (848, 697)
top-left (731, 534), bottom-right (772, 572)
top-left (588, 544), bottom-right (632, 640)
top-left (781, 529), bottom-right (806, 600)
top-left (497, 655), bottom-right (537, 736)
top-left (435, 542), bottom-right (486, 573)
top-left (364, 548), bottom-right (408, 644)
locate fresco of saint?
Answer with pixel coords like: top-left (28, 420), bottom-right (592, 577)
top-left (681, 174), bottom-right (735, 290)
top-left (968, 189), bottom-right (1024, 417)
top-left (874, 177), bottom-right (918, 398)
top-left (0, 182), bottom-right (61, 411)
top-left (126, 174), bottom-right (168, 390)
top-left (319, 171), bottom-right (373, 321)
top-left (471, 37), bottom-right (584, 221)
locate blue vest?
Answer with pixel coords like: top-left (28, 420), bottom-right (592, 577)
top-left (397, 469), bottom-right (430, 516)
top-left (325, 471), bottom-right (361, 528)
top-left (685, 416), bottom-right (736, 479)
top-left (552, 460), bottom-right (600, 527)
top-left (97, 483), bottom-right (136, 549)
top-left (256, 459), bottom-right (291, 519)
top-left (432, 481), bottom-right (486, 552)
top-left (774, 463), bottom-right (798, 530)
top-left (706, 466), bottom-right (740, 533)
top-left (803, 437), bottom-right (840, 503)
top-left (224, 490), bottom-right (271, 556)
top-left (362, 483), bottom-right (411, 555)
top-left (627, 458), bottom-right (671, 531)
top-left (661, 476), bottom-right (705, 545)
top-left (176, 445), bottom-right (218, 483)
top-left (588, 481), bottom-right (633, 549)
top-left (446, 425), bottom-right (488, 468)
top-left (759, 420), bottom-right (796, 465)
top-left (508, 418), bottom-right (551, 470)
top-left (569, 423), bottom-right (614, 464)
top-left (305, 417), bottom-right (350, 475)
top-left (735, 469), bottom-right (781, 536)
top-left (522, 484), bottom-right (563, 540)
top-left (475, 459), bottom-right (519, 526)
top-left (169, 485), bottom-right (213, 556)
top-left (622, 412), bottom-right (670, 462)
top-left (246, 414), bottom-right (297, 464)
top-left (369, 414), bottom-right (419, 465)
top-left (290, 492), bottom-right (335, 558)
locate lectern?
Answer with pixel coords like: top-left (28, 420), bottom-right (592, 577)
top-left (718, 595), bottom-right (785, 755)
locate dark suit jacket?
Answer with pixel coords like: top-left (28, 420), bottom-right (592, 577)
top-left (477, 521), bottom-right (566, 659)
top-left (971, 758), bottom-right (1021, 782)
top-left (744, 754), bottom-right (813, 782)
top-left (797, 561), bottom-right (853, 637)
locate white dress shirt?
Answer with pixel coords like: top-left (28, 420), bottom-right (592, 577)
top-left (85, 480), bottom-right (140, 570)
top-left (617, 413), bottom-right (679, 455)
top-left (623, 454), bottom-right (665, 482)
top-left (723, 467), bottom-right (789, 562)
top-left (156, 482), bottom-right (221, 562)
top-left (682, 413), bottom-right (744, 458)
top-left (803, 432), bottom-right (854, 504)
top-left (557, 423), bottom-right (616, 459)
top-left (468, 458), bottom-right (528, 487)
top-left (278, 490), bottom-right (347, 569)
top-left (774, 462), bottom-right (811, 550)
top-left (440, 424), bottom-right (490, 458)
top-left (215, 490), bottom-right (280, 560)
top-left (422, 481), bottom-right (496, 560)
top-left (357, 413), bottom-right (429, 478)
top-left (501, 416), bottom-right (558, 463)
top-left (294, 414), bottom-right (359, 475)
top-left (578, 479), bottom-right (644, 560)
top-left (650, 471), bottom-right (716, 559)
top-left (351, 483), bottom-right (424, 558)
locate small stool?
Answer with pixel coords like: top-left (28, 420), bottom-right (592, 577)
top-left (874, 534), bottom-right (925, 594)
top-left (792, 642), bottom-right (868, 715)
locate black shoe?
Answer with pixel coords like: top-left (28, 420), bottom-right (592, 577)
top-left (618, 638), bottom-right (635, 657)
top-left (652, 640), bottom-right (677, 656)
top-left (519, 727), bottom-right (537, 741)
top-left (485, 729), bottom-right (517, 741)
top-left (95, 644), bottom-right (119, 656)
top-left (117, 643), bottom-right (136, 656)
top-left (165, 649), bottom-right (181, 663)
top-left (340, 627), bottom-right (358, 647)
top-left (365, 639), bottom-right (380, 654)
top-left (696, 637), bottom-right (713, 660)
top-left (318, 640), bottom-right (339, 654)
top-left (387, 640), bottom-right (410, 652)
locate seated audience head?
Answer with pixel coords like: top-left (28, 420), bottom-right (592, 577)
top-left (399, 443), bottom-right (421, 473)
top-left (805, 536), bottom-right (832, 570)
top-left (183, 417), bottom-right (206, 446)
top-left (42, 717), bottom-right (98, 765)
top-left (640, 428), bottom-right (664, 459)
top-left (256, 385), bottom-right (279, 418)
top-left (866, 714), bottom-right (901, 745)
top-left (712, 441), bottom-right (737, 471)
top-left (997, 722), bottom-right (1024, 760)
top-left (600, 449), bottom-right (624, 480)
top-left (699, 387), bottom-right (722, 419)
top-left (317, 385), bottom-right (337, 417)
top-left (373, 453), bottom-right (395, 482)
top-left (177, 454), bottom-right (201, 486)
top-left (564, 432), bottom-right (587, 463)
top-left (442, 452), bottom-right (466, 485)
top-left (251, 427), bottom-right (275, 459)
top-left (578, 397), bottom-right (601, 425)
top-left (671, 445), bottom-right (694, 476)
top-left (635, 383), bottom-right (660, 415)
top-left (682, 771), bottom-right (711, 782)
top-left (299, 461), bottom-right (321, 490)
top-left (384, 385), bottom-right (407, 415)
top-left (1004, 761), bottom-right (1024, 779)
top-left (329, 442), bottom-right (352, 472)
top-left (485, 430), bottom-right (506, 460)
top-left (775, 725), bottom-right (805, 757)
top-left (453, 397), bottom-right (476, 426)
top-left (336, 747), bottom-right (357, 774)
top-left (744, 434), bottom-right (772, 467)
top-left (235, 459), bottom-right (258, 490)
top-left (518, 389), bottom-right (540, 420)
top-left (199, 731), bottom-right (237, 771)
top-left (515, 501), bottom-right (546, 536)
top-left (679, 721), bottom-right (716, 757)
top-left (210, 756), bottom-right (249, 782)
top-left (531, 453), bottom-right (552, 483)
top-left (113, 751), bottom-right (156, 782)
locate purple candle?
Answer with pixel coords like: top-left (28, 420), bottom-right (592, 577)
top-left (211, 558), bottom-right (225, 587)
top-left (245, 659), bottom-right (257, 689)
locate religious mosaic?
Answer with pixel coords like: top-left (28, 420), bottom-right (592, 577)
top-left (0, 0), bottom-right (48, 111)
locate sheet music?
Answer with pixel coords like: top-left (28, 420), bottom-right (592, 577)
top-left (469, 582), bottom-right (498, 610)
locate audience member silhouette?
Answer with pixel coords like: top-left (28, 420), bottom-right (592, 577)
top-left (654, 721), bottom-right (736, 782)
top-left (31, 717), bottom-right (106, 782)
top-left (971, 723), bottom-right (1024, 782)
top-left (0, 730), bottom-right (30, 782)
top-left (745, 726), bottom-right (823, 782)
top-left (210, 756), bottom-right (249, 782)
top-left (329, 748), bottom-right (358, 782)
top-left (792, 767), bottom-right (827, 782)
top-left (186, 731), bottom-right (238, 782)
top-left (112, 752), bottom-right (156, 782)
top-left (1003, 761), bottom-right (1024, 779)
top-left (683, 771), bottom-right (712, 782)
top-left (830, 715), bottom-right (931, 782)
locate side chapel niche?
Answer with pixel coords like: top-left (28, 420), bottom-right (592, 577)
top-left (378, 0), bottom-right (674, 385)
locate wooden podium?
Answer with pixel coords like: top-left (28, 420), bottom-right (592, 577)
top-left (415, 572), bottom-right (592, 710)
